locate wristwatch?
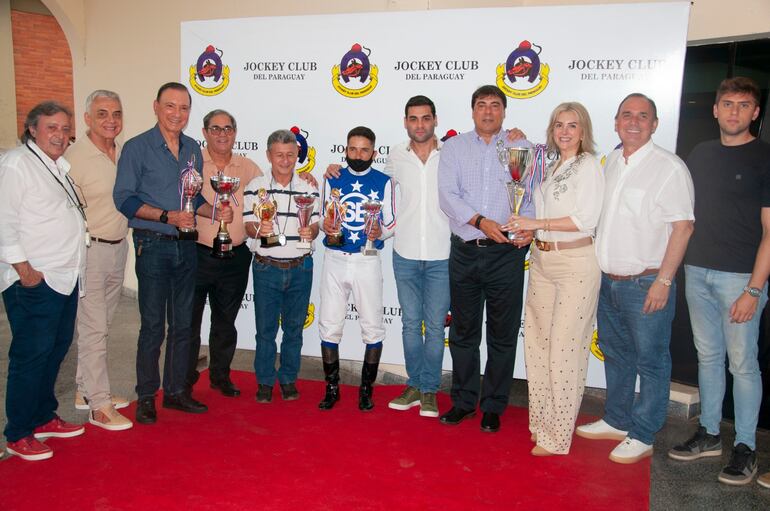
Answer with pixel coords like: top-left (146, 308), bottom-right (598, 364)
top-left (159, 210), bottom-right (169, 224)
top-left (744, 286), bottom-right (762, 298)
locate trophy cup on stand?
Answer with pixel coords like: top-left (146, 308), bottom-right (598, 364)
top-left (178, 158), bottom-right (203, 241)
top-left (254, 188), bottom-right (282, 248)
top-left (497, 142), bottom-right (535, 241)
top-left (325, 188), bottom-right (347, 247)
top-left (210, 173), bottom-right (241, 258)
top-left (360, 199), bottom-right (383, 256)
top-left (293, 193), bottom-right (316, 251)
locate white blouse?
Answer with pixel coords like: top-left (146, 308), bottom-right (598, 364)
top-left (533, 152), bottom-right (604, 242)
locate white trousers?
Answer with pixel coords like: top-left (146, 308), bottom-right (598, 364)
top-left (319, 249), bottom-right (385, 345)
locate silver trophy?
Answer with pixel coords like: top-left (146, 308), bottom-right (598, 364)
top-left (179, 160), bottom-right (203, 241)
top-left (209, 173), bottom-right (241, 258)
top-left (360, 199), bottom-right (383, 256)
top-left (293, 193), bottom-right (316, 250)
top-left (497, 142), bottom-right (535, 241)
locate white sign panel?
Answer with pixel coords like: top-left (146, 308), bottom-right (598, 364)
top-left (182, 2), bottom-right (690, 388)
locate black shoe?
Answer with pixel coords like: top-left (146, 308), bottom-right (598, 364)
top-left (480, 412), bottom-right (500, 433)
top-left (718, 443), bottom-right (757, 486)
top-left (210, 379), bottom-right (241, 397)
top-left (162, 393), bottom-right (208, 414)
top-left (280, 383), bottom-right (299, 401)
top-left (136, 397), bottom-right (157, 425)
top-left (668, 426), bottom-right (722, 461)
top-left (359, 384), bottom-right (374, 412)
top-left (439, 407), bottom-right (476, 425)
top-left (318, 383), bottom-right (340, 410)
top-left (256, 384), bottom-right (273, 403)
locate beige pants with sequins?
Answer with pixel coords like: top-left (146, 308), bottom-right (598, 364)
top-left (524, 242), bottom-right (600, 454)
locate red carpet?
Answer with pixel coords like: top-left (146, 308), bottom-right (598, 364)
top-left (0, 371), bottom-right (649, 510)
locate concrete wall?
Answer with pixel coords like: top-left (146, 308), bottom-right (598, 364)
top-left (35, 0), bottom-right (770, 290)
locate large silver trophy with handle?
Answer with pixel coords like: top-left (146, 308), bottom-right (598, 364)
top-left (360, 199), bottom-right (383, 256)
top-left (209, 173), bottom-right (241, 258)
top-left (497, 141), bottom-right (535, 241)
top-left (293, 193), bottom-right (316, 251)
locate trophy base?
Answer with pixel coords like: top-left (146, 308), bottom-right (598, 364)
top-left (211, 236), bottom-right (234, 259)
top-left (361, 245), bottom-right (378, 256)
top-left (260, 234), bottom-right (283, 248)
top-left (178, 229), bottom-right (198, 241)
top-left (326, 234), bottom-right (344, 247)
top-left (296, 240), bottom-right (312, 251)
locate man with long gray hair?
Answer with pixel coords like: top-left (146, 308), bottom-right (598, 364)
top-left (0, 101), bottom-right (87, 460)
top-left (67, 90), bottom-right (132, 431)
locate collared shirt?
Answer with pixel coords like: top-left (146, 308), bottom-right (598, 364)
top-left (113, 124), bottom-right (204, 236)
top-left (534, 152), bottom-right (604, 242)
top-left (66, 134), bottom-right (128, 241)
top-left (438, 129), bottom-right (535, 241)
top-left (595, 140), bottom-right (694, 275)
top-left (195, 149), bottom-right (262, 248)
top-left (243, 173), bottom-right (320, 258)
top-left (0, 142), bottom-right (86, 294)
top-left (385, 140), bottom-right (450, 261)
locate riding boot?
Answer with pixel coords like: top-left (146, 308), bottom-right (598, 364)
top-left (358, 344), bottom-right (382, 411)
top-left (318, 345), bottom-right (340, 410)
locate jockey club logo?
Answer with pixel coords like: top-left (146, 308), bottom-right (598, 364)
top-left (189, 44), bottom-right (230, 96)
top-left (331, 43), bottom-right (379, 98)
top-left (291, 126), bottom-right (316, 174)
top-left (496, 40), bottom-right (550, 100)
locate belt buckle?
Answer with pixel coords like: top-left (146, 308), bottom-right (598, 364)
top-left (536, 240), bottom-right (551, 252)
top-left (475, 238), bottom-right (485, 247)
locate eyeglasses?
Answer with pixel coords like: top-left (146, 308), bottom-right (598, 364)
top-left (207, 126), bottom-right (235, 135)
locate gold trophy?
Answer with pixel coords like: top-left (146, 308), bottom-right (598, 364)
top-left (210, 173), bottom-right (240, 258)
top-left (254, 188), bottom-right (282, 248)
top-left (325, 188), bottom-right (347, 247)
top-left (497, 142), bottom-right (534, 241)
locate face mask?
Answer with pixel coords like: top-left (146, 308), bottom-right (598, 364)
top-left (346, 155), bottom-right (373, 173)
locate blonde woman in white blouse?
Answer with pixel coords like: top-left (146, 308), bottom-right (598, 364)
top-left (510, 102), bottom-right (604, 455)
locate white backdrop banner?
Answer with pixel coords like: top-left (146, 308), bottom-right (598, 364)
top-left (181, 2), bottom-right (690, 388)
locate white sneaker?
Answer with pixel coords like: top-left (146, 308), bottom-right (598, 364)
top-left (575, 419), bottom-right (628, 441)
top-left (75, 392), bottom-right (130, 410)
top-left (89, 405), bottom-right (133, 431)
top-left (609, 437), bottom-right (653, 464)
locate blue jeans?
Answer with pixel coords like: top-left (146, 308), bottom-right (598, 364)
top-left (597, 273), bottom-right (675, 445)
top-left (133, 232), bottom-right (197, 398)
top-left (393, 251), bottom-right (449, 393)
top-left (685, 264), bottom-right (767, 449)
top-left (252, 256), bottom-right (313, 385)
top-left (3, 281), bottom-right (78, 442)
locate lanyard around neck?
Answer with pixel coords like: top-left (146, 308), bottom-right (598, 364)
top-left (25, 142), bottom-right (87, 225)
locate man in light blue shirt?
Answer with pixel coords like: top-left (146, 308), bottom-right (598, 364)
top-left (438, 84), bottom-right (534, 433)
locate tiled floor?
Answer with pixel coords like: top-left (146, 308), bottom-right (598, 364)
top-left (1, 295), bottom-right (769, 509)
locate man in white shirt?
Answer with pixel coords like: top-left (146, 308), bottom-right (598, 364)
top-left (243, 129), bottom-right (320, 403)
top-left (576, 93), bottom-right (694, 464)
top-left (0, 102), bottom-right (88, 460)
top-left (384, 96), bottom-right (450, 418)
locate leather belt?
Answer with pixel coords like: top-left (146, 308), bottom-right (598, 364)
top-left (534, 237), bottom-right (593, 252)
top-left (605, 268), bottom-right (659, 281)
top-left (254, 253), bottom-right (308, 269)
top-left (90, 236), bottom-right (123, 245)
top-left (134, 229), bottom-right (179, 241)
top-left (453, 235), bottom-right (499, 247)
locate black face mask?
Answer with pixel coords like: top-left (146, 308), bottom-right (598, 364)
top-left (346, 155), bottom-right (373, 173)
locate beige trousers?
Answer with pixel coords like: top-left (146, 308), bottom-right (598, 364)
top-left (75, 239), bottom-right (128, 410)
top-left (524, 243), bottom-right (600, 454)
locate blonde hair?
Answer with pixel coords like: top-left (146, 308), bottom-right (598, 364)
top-left (545, 102), bottom-right (596, 156)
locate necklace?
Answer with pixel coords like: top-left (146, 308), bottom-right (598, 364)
top-left (270, 176), bottom-right (292, 246)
